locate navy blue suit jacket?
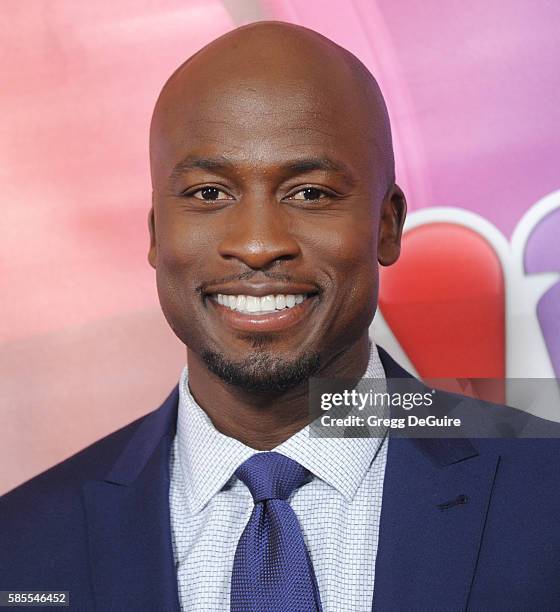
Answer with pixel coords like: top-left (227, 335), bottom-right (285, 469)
top-left (2, 348), bottom-right (560, 611)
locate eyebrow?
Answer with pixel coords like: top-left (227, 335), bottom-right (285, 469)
top-left (169, 154), bottom-right (356, 185)
top-left (284, 157), bottom-right (353, 178)
top-left (169, 155), bottom-right (234, 180)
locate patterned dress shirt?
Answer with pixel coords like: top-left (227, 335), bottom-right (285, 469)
top-left (169, 342), bottom-right (388, 611)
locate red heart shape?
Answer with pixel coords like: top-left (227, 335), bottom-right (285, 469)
top-left (379, 223), bottom-right (505, 403)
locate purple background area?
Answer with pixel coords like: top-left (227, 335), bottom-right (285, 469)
top-left (524, 208), bottom-right (560, 375)
top-left (377, 0), bottom-right (560, 235)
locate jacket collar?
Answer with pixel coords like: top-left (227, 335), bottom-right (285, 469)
top-left (83, 387), bottom-right (181, 612)
top-left (104, 387), bottom-right (179, 485)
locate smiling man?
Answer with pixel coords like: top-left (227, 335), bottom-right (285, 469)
top-left (2, 21), bottom-right (560, 612)
top-left (148, 21), bottom-right (404, 451)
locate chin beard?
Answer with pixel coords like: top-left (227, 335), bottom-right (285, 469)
top-left (201, 344), bottom-right (322, 393)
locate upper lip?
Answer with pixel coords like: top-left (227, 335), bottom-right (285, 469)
top-left (203, 282), bottom-right (320, 298)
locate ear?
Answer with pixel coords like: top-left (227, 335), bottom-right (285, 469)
top-left (377, 183), bottom-right (407, 266)
top-left (148, 200), bottom-right (157, 269)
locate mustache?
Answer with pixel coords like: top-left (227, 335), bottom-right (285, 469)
top-left (197, 270), bottom-right (317, 293)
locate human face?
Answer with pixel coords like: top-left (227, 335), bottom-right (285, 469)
top-left (149, 71), bottom-right (403, 389)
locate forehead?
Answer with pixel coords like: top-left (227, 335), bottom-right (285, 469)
top-left (151, 65), bottom-right (380, 179)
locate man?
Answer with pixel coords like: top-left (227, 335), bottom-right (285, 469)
top-left (1, 21), bottom-right (560, 612)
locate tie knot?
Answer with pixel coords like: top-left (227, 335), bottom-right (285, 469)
top-left (235, 452), bottom-right (311, 504)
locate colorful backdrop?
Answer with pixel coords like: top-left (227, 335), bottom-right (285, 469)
top-left (1, 0), bottom-right (559, 494)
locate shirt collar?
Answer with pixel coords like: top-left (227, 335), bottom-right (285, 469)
top-left (176, 342), bottom-right (386, 513)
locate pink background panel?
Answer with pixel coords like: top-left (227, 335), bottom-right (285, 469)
top-left (2, 1), bottom-right (559, 494)
top-left (1, 1), bottom-right (235, 494)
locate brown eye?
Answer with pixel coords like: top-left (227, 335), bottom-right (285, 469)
top-left (191, 187), bottom-right (233, 201)
top-left (289, 187), bottom-right (326, 201)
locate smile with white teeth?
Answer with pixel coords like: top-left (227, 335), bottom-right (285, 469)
top-left (213, 293), bottom-right (308, 314)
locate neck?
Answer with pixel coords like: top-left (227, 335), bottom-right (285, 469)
top-left (186, 334), bottom-right (371, 450)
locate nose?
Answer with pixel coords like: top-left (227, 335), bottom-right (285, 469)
top-left (217, 197), bottom-right (301, 270)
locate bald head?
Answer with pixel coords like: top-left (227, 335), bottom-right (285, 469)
top-left (147, 21), bottom-right (406, 396)
top-left (150, 21), bottom-right (394, 191)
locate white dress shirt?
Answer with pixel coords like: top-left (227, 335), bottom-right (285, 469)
top-left (169, 343), bottom-right (388, 611)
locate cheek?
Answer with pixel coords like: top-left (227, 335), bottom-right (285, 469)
top-left (156, 212), bottom-right (205, 267)
top-left (301, 213), bottom-right (380, 329)
top-left (155, 242), bottom-right (196, 304)
top-left (153, 215), bottom-right (209, 322)
top-left (155, 209), bottom-right (220, 283)
top-left (154, 241), bottom-right (208, 349)
top-left (302, 213), bottom-right (379, 284)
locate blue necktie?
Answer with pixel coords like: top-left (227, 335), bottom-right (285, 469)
top-left (230, 452), bottom-right (323, 612)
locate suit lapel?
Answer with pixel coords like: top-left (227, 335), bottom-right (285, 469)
top-left (372, 436), bottom-right (499, 611)
top-left (83, 388), bottom-right (181, 612)
top-left (374, 347), bottom-right (500, 611)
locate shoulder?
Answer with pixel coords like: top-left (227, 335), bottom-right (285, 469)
top-left (0, 383), bottom-right (179, 593)
top-left (452, 401), bottom-right (560, 513)
top-left (0, 411), bottom-right (150, 533)
top-left (0, 412), bottom-right (152, 591)
top-left (454, 393), bottom-right (560, 469)
top-left (478, 436), bottom-right (560, 489)
top-left (449, 391), bottom-right (560, 482)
